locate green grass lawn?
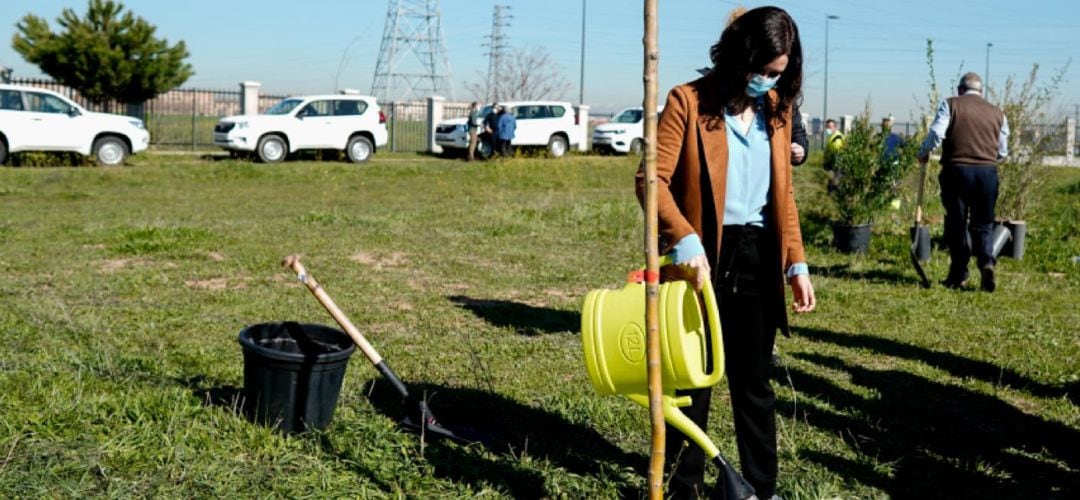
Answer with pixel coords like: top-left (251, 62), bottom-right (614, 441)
top-left (0, 153), bottom-right (1076, 497)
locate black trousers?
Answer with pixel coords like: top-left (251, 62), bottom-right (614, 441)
top-left (666, 225), bottom-right (780, 499)
top-left (496, 139), bottom-right (513, 157)
top-left (940, 165), bottom-right (999, 279)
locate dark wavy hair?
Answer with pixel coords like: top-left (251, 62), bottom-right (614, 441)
top-left (693, 6), bottom-right (802, 132)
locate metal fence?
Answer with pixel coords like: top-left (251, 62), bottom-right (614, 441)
top-left (144, 88), bottom-right (241, 148)
top-left (382, 101), bottom-right (428, 153)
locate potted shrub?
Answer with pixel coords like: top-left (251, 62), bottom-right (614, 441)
top-left (828, 106), bottom-right (921, 253)
top-left (992, 65), bottom-right (1068, 260)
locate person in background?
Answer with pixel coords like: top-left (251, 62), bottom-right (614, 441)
top-left (466, 101), bottom-right (483, 161)
top-left (918, 72), bottom-right (1009, 292)
top-left (483, 102), bottom-right (499, 153)
top-left (881, 115), bottom-right (903, 162)
top-left (636, 6), bottom-right (815, 499)
top-left (495, 105), bottom-right (516, 157)
top-left (823, 119), bottom-right (844, 192)
top-left (790, 103), bottom-right (808, 166)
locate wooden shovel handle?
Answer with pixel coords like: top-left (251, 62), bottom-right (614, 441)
top-left (281, 255), bottom-right (383, 364)
top-left (914, 161), bottom-right (927, 226)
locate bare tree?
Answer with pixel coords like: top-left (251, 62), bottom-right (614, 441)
top-left (994, 62), bottom-right (1070, 220)
top-left (465, 45), bottom-right (571, 102)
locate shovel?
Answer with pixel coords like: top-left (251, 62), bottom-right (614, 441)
top-left (910, 161), bottom-right (932, 288)
top-left (282, 255), bottom-right (465, 443)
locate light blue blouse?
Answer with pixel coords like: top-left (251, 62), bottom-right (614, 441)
top-left (670, 101), bottom-right (807, 278)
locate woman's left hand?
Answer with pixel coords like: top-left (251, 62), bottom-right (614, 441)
top-left (790, 274), bottom-right (816, 313)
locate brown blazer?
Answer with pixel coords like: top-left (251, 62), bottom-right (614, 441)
top-left (635, 81), bottom-right (807, 328)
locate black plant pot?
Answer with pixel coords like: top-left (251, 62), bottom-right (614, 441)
top-left (832, 223), bottom-right (873, 254)
top-left (238, 322), bottom-right (356, 433)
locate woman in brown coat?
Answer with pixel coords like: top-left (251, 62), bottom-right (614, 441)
top-left (635, 7), bottom-right (815, 499)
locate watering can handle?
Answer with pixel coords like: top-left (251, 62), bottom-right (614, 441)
top-left (637, 254), bottom-right (723, 385)
top-left (699, 277), bottom-right (722, 377)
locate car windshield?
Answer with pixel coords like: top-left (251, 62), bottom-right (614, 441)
top-left (612, 109), bottom-right (644, 123)
top-left (265, 99), bottom-right (303, 115)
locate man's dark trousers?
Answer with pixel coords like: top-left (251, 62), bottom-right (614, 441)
top-left (939, 164), bottom-right (999, 280)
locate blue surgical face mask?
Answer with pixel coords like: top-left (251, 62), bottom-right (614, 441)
top-left (745, 73), bottom-right (780, 98)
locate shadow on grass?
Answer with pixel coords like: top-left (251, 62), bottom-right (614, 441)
top-left (809, 263), bottom-right (924, 286)
top-left (353, 380), bottom-right (645, 498)
top-left (795, 327), bottom-right (1078, 403)
top-left (800, 209), bottom-right (835, 250)
top-left (779, 349), bottom-right (1079, 498)
top-left (181, 375), bottom-right (245, 413)
top-left (448, 295), bottom-right (579, 335)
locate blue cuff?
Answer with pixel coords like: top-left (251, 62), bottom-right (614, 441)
top-left (786, 263), bottom-right (808, 279)
top-left (671, 234), bottom-right (706, 264)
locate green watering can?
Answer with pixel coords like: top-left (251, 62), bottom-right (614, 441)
top-left (581, 255), bottom-right (755, 498)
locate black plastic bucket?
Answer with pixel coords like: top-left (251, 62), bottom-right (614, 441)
top-left (238, 322), bottom-right (355, 433)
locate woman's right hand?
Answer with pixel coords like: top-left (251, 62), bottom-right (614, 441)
top-left (682, 253), bottom-right (712, 291)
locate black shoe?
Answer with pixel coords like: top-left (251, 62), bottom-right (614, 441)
top-left (980, 265), bottom-right (996, 292)
top-left (941, 276), bottom-right (968, 289)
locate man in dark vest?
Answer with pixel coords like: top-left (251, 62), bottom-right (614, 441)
top-left (918, 72), bottom-right (1010, 292)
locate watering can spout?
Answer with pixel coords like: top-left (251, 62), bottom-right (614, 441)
top-left (626, 393), bottom-right (720, 459)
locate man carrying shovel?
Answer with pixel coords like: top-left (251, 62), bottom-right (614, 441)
top-left (917, 72), bottom-right (1009, 292)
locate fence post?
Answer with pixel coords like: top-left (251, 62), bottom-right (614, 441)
top-left (190, 90), bottom-right (197, 151)
top-left (426, 96), bottom-right (445, 154)
top-left (575, 104), bottom-right (590, 152)
top-left (240, 81), bottom-right (261, 115)
top-left (390, 102), bottom-right (398, 153)
top-left (1066, 117), bottom-right (1076, 163)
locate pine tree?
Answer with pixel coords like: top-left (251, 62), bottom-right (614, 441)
top-left (12, 0), bottom-right (193, 105)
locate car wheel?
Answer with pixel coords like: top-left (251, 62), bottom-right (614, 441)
top-left (346, 135), bottom-right (374, 163)
top-left (548, 135), bottom-right (569, 158)
top-left (257, 134), bottom-right (287, 163)
top-left (477, 136), bottom-right (495, 160)
top-left (93, 136), bottom-right (128, 166)
top-left (629, 138), bottom-right (644, 155)
top-left (0, 139), bottom-right (7, 166)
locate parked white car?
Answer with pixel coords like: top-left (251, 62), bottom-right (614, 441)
top-left (592, 106), bottom-right (662, 155)
top-left (214, 94), bottom-right (388, 163)
top-left (435, 101), bottom-right (583, 158)
top-left (0, 84), bottom-right (149, 166)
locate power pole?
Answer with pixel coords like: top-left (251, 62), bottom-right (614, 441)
top-left (371, 0), bottom-right (455, 102)
top-left (483, 4), bottom-right (512, 102)
top-left (579, 0), bottom-right (587, 105)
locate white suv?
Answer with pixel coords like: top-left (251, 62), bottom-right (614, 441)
top-left (592, 106), bottom-right (662, 155)
top-left (435, 101), bottom-right (583, 158)
top-left (214, 94), bottom-right (388, 163)
top-left (0, 84), bottom-right (149, 166)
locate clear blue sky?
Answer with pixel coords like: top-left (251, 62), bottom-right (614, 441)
top-left (2, 0), bottom-right (1077, 120)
